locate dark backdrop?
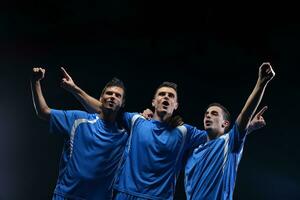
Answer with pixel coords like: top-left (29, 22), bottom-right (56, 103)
top-left (0, 1), bottom-right (299, 199)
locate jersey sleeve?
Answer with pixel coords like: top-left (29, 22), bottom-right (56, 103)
top-left (184, 124), bottom-right (208, 150)
top-left (49, 109), bottom-right (82, 136)
top-left (229, 123), bottom-right (247, 153)
top-left (122, 112), bottom-right (140, 131)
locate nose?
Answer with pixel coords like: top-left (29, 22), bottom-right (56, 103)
top-left (205, 113), bottom-right (211, 118)
top-left (110, 94), bottom-right (116, 100)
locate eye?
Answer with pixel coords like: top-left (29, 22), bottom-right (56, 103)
top-left (115, 93), bottom-right (121, 98)
top-left (212, 111), bottom-right (218, 116)
top-left (106, 91), bottom-right (113, 95)
top-left (168, 93), bottom-right (175, 98)
top-left (158, 92), bottom-right (165, 96)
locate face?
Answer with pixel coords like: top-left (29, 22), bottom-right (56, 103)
top-left (203, 106), bottom-right (229, 135)
top-left (152, 87), bottom-right (178, 116)
top-left (100, 86), bottom-right (124, 112)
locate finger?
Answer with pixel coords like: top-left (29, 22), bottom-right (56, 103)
top-left (61, 67), bottom-right (71, 78)
top-left (269, 66), bottom-right (275, 77)
top-left (257, 106), bottom-right (268, 117)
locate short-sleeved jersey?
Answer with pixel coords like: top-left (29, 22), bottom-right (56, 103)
top-left (114, 112), bottom-right (207, 200)
top-left (184, 124), bottom-right (246, 200)
top-left (49, 109), bottom-right (128, 200)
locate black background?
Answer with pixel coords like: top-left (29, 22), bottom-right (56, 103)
top-left (0, 1), bottom-right (299, 199)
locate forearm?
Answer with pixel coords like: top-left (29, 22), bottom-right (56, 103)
top-left (237, 81), bottom-right (267, 131)
top-left (70, 85), bottom-right (101, 113)
top-left (30, 80), bottom-right (50, 120)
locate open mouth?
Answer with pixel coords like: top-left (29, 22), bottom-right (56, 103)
top-left (162, 101), bottom-right (169, 109)
top-left (108, 101), bottom-right (115, 107)
top-left (162, 101), bottom-right (169, 106)
top-left (205, 120), bottom-right (212, 126)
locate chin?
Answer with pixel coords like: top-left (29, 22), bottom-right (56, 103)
top-left (158, 109), bottom-right (167, 114)
top-left (205, 127), bottom-right (213, 132)
top-left (103, 107), bottom-right (115, 113)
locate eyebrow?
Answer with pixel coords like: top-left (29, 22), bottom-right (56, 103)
top-left (106, 91), bottom-right (122, 96)
top-left (158, 91), bottom-right (175, 97)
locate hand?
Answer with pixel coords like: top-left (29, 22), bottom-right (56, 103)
top-left (166, 115), bottom-right (184, 128)
top-left (258, 62), bottom-right (275, 85)
top-left (32, 67), bottom-right (46, 81)
top-left (60, 67), bottom-right (77, 92)
top-left (140, 108), bottom-right (153, 120)
top-left (248, 106), bottom-right (267, 133)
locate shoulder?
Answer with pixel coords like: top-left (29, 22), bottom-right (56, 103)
top-left (124, 112), bottom-right (145, 122)
top-left (51, 109), bottom-right (98, 119)
top-left (183, 123), bottom-right (205, 133)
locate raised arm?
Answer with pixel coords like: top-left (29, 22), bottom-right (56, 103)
top-left (30, 67), bottom-right (51, 121)
top-left (60, 67), bottom-right (102, 113)
top-left (236, 62), bottom-right (275, 133)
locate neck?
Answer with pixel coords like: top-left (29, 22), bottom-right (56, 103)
top-left (207, 130), bottom-right (224, 141)
top-left (153, 111), bottom-right (171, 122)
top-left (98, 109), bottom-right (117, 122)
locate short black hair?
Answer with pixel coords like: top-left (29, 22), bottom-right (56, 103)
top-left (101, 77), bottom-right (126, 101)
top-left (206, 102), bottom-right (231, 131)
top-left (155, 81), bottom-right (178, 96)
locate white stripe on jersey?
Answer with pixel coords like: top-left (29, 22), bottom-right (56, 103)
top-left (127, 114), bottom-right (144, 153)
top-left (69, 116), bottom-right (99, 158)
top-left (220, 134), bottom-right (230, 172)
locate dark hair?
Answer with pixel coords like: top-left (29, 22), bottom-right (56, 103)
top-left (206, 102), bottom-right (231, 132)
top-left (155, 82), bottom-right (178, 100)
top-left (156, 81), bottom-right (177, 93)
top-left (100, 77), bottom-right (126, 101)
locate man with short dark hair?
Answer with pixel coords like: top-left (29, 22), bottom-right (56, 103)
top-left (31, 67), bottom-right (128, 200)
top-left (184, 62), bottom-right (275, 200)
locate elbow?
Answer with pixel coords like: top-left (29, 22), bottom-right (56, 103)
top-left (37, 107), bottom-right (51, 121)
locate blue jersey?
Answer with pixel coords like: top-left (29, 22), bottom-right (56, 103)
top-left (114, 112), bottom-right (207, 200)
top-left (49, 109), bottom-right (128, 200)
top-left (184, 124), bottom-right (246, 200)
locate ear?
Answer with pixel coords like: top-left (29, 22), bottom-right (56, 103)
top-left (174, 102), bottom-right (179, 110)
top-left (222, 120), bottom-right (230, 129)
top-left (152, 98), bottom-right (155, 107)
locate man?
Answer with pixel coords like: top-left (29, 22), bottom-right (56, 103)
top-left (31, 67), bottom-right (128, 200)
top-left (184, 62), bottom-right (275, 200)
top-left (113, 82), bottom-right (207, 200)
top-left (60, 68), bottom-right (207, 200)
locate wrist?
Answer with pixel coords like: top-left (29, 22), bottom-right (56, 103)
top-left (70, 84), bottom-right (81, 94)
top-left (256, 80), bottom-right (268, 89)
top-left (32, 79), bottom-right (41, 84)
